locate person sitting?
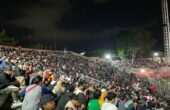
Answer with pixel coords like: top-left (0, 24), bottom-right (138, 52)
top-left (0, 66), bottom-right (19, 89)
top-left (0, 66), bottom-right (22, 108)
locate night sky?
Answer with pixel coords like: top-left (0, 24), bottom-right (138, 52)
top-left (0, 0), bottom-right (167, 52)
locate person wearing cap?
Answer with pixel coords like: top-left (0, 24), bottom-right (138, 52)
top-left (39, 94), bottom-right (56, 110)
top-left (101, 92), bottom-right (117, 110)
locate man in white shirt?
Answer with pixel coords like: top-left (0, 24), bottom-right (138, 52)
top-left (101, 92), bottom-right (117, 110)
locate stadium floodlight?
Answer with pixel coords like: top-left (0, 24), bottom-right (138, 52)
top-left (140, 68), bottom-right (146, 73)
top-left (105, 54), bottom-right (111, 59)
top-left (80, 52), bottom-right (85, 56)
top-left (153, 52), bottom-right (159, 57)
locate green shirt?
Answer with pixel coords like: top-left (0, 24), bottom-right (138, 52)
top-left (88, 99), bottom-right (100, 110)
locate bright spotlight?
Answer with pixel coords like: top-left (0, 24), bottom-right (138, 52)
top-left (105, 54), bottom-right (111, 59)
top-left (140, 69), bottom-right (146, 73)
top-left (80, 52), bottom-right (85, 56)
top-left (153, 52), bottom-right (159, 57)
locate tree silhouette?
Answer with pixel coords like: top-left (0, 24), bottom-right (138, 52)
top-left (116, 29), bottom-right (156, 63)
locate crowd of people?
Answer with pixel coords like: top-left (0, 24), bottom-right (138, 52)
top-left (114, 59), bottom-right (170, 79)
top-left (114, 59), bottom-right (167, 70)
top-left (0, 46), bottom-right (169, 110)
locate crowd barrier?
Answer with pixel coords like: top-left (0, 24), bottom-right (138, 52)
top-left (129, 68), bottom-right (170, 99)
top-left (79, 74), bottom-right (103, 86)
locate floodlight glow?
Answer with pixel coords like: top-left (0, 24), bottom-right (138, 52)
top-left (140, 69), bottom-right (146, 73)
top-left (80, 52), bottom-right (85, 56)
top-left (153, 52), bottom-right (159, 57)
top-left (105, 54), bottom-right (111, 59)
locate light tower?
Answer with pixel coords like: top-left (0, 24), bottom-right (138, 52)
top-left (162, 0), bottom-right (170, 64)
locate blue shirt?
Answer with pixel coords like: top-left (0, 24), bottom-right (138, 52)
top-left (118, 101), bottom-right (126, 110)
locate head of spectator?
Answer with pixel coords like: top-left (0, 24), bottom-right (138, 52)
top-left (32, 75), bottom-right (42, 85)
top-left (66, 84), bottom-right (74, 93)
top-left (106, 92), bottom-right (117, 104)
top-left (77, 81), bottom-right (84, 91)
top-left (65, 95), bottom-right (81, 110)
top-left (40, 94), bottom-right (56, 110)
top-left (4, 66), bottom-right (13, 76)
top-left (93, 90), bottom-right (101, 99)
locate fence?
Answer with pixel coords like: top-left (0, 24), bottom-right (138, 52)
top-left (156, 79), bottom-right (170, 98)
top-left (79, 74), bottom-right (103, 86)
top-left (121, 67), bottom-right (170, 99)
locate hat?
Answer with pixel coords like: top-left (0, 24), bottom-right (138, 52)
top-left (40, 95), bottom-right (56, 106)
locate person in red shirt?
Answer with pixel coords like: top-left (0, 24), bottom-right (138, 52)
top-left (151, 85), bottom-right (157, 94)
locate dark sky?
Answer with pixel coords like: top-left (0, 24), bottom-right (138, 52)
top-left (0, 0), bottom-right (167, 52)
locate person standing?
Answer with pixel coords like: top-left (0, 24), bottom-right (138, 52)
top-left (88, 90), bottom-right (101, 110)
top-left (118, 97), bottom-right (126, 110)
top-left (101, 92), bottom-right (117, 110)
